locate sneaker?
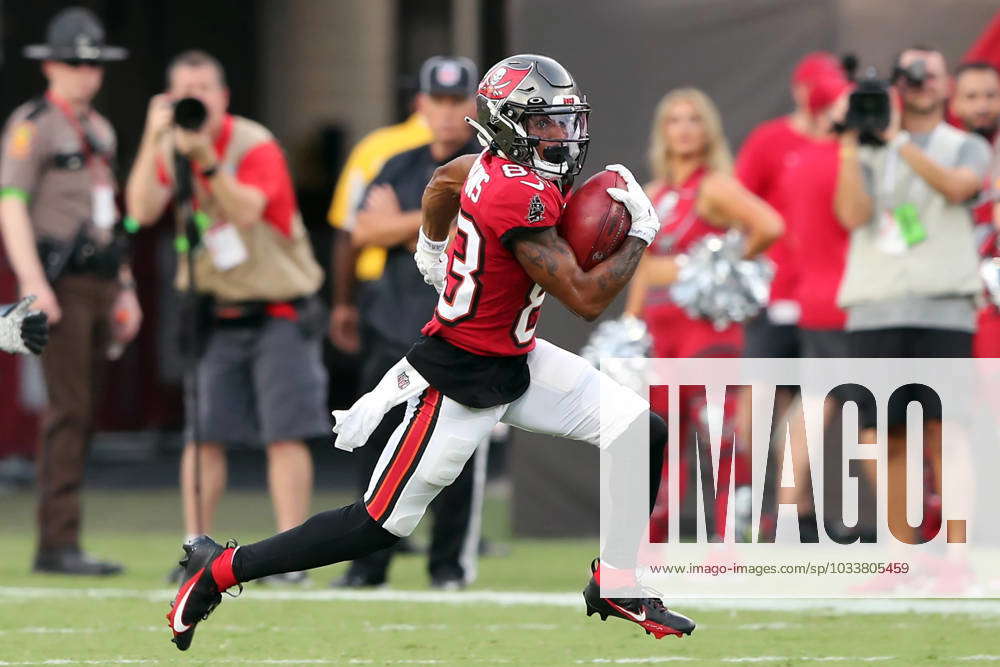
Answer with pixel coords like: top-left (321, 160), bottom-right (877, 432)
top-left (582, 559), bottom-right (695, 639)
top-left (166, 536), bottom-right (240, 651)
top-left (33, 548), bottom-right (123, 576)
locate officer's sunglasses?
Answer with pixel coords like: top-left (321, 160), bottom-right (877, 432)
top-left (60, 59), bottom-right (104, 69)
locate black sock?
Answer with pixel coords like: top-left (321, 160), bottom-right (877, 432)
top-left (233, 501), bottom-right (399, 582)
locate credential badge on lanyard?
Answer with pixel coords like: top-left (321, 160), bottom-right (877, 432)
top-left (49, 92), bottom-right (119, 230)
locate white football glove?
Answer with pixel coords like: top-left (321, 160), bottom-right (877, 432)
top-left (605, 164), bottom-right (660, 246)
top-left (414, 228), bottom-right (448, 294)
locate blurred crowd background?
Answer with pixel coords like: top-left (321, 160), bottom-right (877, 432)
top-left (1, 0), bottom-right (999, 582)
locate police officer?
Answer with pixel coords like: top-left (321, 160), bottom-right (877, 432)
top-left (334, 56), bottom-right (486, 590)
top-left (0, 7), bottom-right (140, 575)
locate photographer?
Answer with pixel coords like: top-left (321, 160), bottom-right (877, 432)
top-left (126, 50), bottom-right (327, 583)
top-left (0, 7), bottom-right (138, 576)
top-left (835, 47), bottom-right (992, 544)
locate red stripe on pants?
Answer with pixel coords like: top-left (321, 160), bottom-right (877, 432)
top-left (366, 388), bottom-right (442, 521)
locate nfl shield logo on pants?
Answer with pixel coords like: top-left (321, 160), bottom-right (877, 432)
top-left (397, 372), bottom-right (410, 390)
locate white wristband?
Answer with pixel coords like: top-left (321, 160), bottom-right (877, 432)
top-left (418, 228), bottom-right (447, 253)
top-left (627, 222), bottom-right (658, 246)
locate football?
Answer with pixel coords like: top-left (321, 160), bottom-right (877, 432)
top-left (558, 170), bottom-right (632, 270)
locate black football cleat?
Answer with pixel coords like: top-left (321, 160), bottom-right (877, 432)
top-left (582, 559), bottom-right (695, 639)
top-left (166, 536), bottom-right (240, 651)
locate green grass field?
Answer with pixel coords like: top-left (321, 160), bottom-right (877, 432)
top-left (1, 488), bottom-right (998, 665)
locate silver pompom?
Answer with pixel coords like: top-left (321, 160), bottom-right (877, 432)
top-left (669, 230), bottom-right (773, 331)
top-left (580, 316), bottom-right (652, 393)
top-left (580, 315), bottom-right (652, 366)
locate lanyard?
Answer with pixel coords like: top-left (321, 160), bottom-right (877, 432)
top-left (45, 90), bottom-right (109, 184)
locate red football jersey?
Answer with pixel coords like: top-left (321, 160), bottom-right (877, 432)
top-left (422, 150), bottom-right (565, 356)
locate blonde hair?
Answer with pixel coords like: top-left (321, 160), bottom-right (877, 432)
top-left (647, 87), bottom-right (733, 184)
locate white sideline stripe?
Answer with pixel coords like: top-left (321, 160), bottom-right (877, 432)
top-left (1, 586), bottom-right (1000, 616)
top-left (0, 656), bottom-right (997, 666)
top-left (1, 659), bottom-right (997, 666)
top-left (578, 660), bottom-right (896, 665)
top-left (0, 661), bottom-right (481, 666)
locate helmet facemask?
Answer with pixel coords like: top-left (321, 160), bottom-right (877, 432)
top-left (515, 108), bottom-right (590, 180)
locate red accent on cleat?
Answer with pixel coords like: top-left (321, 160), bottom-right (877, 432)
top-left (639, 621), bottom-right (684, 639)
top-left (210, 548), bottom-right (238, 592)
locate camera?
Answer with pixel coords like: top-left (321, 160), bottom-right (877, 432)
top-left (173, 97), bottom-right (207, 131)
top-left (834, 64), bottom-right (891, 146)
top-left (892, 59), bottom-right (927, 88)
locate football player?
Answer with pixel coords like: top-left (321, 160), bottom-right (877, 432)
top-left (166, 54), bottom-right (695, 650)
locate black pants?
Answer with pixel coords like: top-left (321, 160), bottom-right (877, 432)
top-left (743, 313), bottom-right (800, 358)
top-left (848, 327), bottom-right (972, 428)
top-left (347, 336), bottom-right (479, 583)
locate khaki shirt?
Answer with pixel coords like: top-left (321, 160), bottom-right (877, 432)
top-left (156, 114), bottom-right (322, 302)
top-left (0, 95), bottom-right (117, 244)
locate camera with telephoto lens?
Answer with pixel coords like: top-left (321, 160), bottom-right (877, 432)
top-left (173, 97), bottom-right (207, 131)
top-left (833, 63), bottom-right (891, 146)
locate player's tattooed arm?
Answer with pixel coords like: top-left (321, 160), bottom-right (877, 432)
top-left (421, 154), bottom-right (477, 242)
top-left (511, 227), bottom-right (647, 321)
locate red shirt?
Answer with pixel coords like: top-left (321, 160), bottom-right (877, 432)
top-left (778, 140), bottom-right (848, 330)
top-left (422, 151), bottom-right (565, 356)
top-left (735, 117), bottom-right (813, 311)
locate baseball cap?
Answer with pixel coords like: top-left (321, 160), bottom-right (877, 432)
top-left (419, 56), bottom-right (478, 97)
top-left (792, 52), bottom-right (849, 112)
top-left (792, 51), bottom-right (843, 88)
top-left (808, 72), bottom-right (850, 112)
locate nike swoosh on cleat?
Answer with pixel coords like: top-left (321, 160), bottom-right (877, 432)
top-left (171, 568), bottom-right (204, 633)
top-left (606, 599), bottom-right (645, 622)
top-left (519, 178), bottom-right (545, 191)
